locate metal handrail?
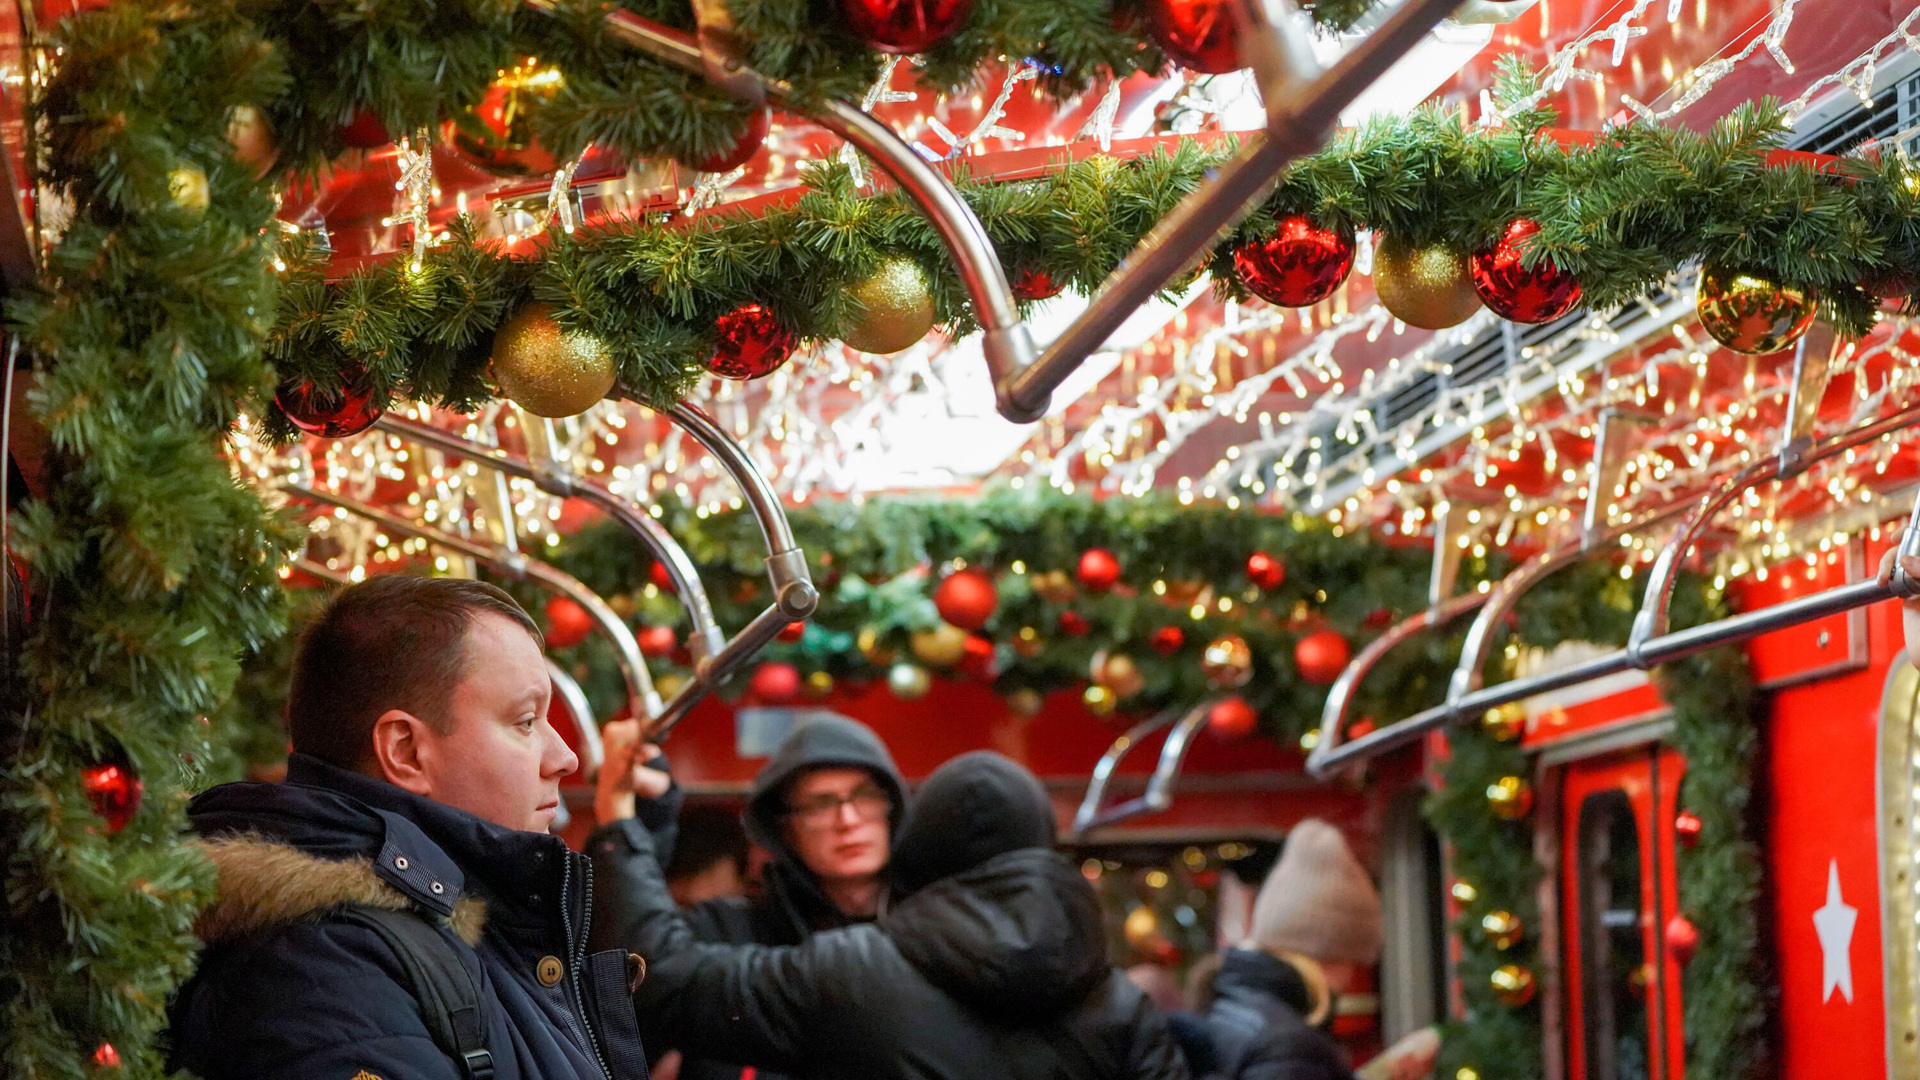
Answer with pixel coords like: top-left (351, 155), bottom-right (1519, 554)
top-left (1626, 402), bottom-right (1920, 664)
top-left (372, 413), bottom-right (728, 667)
top-left (540, 0), bottom-right (1458, 422)
top-left (284, 483), bottom-right (662, 720)
top-left (1306, 484), bottom-right (1920, 778)
top-left (1070, 698), bottom-right (1218, 837)
top-left (1305, 591), bottom-right (1486, 779)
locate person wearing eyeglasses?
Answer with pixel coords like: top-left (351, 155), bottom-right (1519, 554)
top-left (590, 712), bottom-right (907, 1080)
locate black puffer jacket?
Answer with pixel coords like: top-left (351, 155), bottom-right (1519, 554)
top-left (1203, 948), bottom-right (1354, 1080)
top-left (593, 751), bottom-right (1189, 1080)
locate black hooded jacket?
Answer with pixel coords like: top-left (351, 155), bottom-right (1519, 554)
top-left (590, 751), bottom-right (1189, 1080)
top-left (1203, 948), bottom-right (1354, 1080)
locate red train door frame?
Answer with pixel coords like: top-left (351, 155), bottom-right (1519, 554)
top-left (1552, 738), bottom-right (1686, 1080)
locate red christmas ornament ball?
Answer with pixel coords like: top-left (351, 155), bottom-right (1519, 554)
top-left (1294, 630), bottom-right (1350, 685)
top-left (337, 111), bottom-right (391, 149)
top-left (707, 303), bottom-right (798, 380)
top-left (1077, 548), bottom-right (1121, 592)
top-left (933, 568), bottom-right (999, 631)
top-left (750, 661), bottom-right (803, 704)
top-left (92, 1043), bottom-right (123, 1069)
top-left (959, 633), bottom-right (997, 678)
top-left (1143, 0), bottom-right (1242, 73)
top-left (1664, 914), bottom-right (1699, 965)
top-left (842, 0), bottom-right (973, 53)
top-left (778, 620), bottom-right (807, 643)
top-left (1149, 625), bottom-right (1185, 656)
top-left (648, 560), bottom-right (676, 593)
top-left (1058, 610), bottom-right (1091, 637)
top-left (446, 61), bottom-right (563, 177)
top-left (543, 596), bottom-right (594, 649)
top-left (81, 760), bottom-right (142, 834)
top-left (1674, 808), bottom-right (1703, 848)
top-left (637, 624), bottom-right (678, 658)
top-left (685, 106), bottom-right (771, 175)
top-left (1470, 219), bottom-right (1583, 324)
top-left (1246, 551), bottom-right (1286, 591)
top-left (1011, 265), bottom-right (1066, 301)
top-left (1207, 696), bottom-right (1259, 739)
top-left (275, 367), bottom-right (382, 439)
top-left (1234, 215), bottom-right (1356, 308)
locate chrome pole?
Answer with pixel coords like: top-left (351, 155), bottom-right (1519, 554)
top-left (1305, 591), bottom-right (1486, 778)
top-left (1071, 700), bottom-right (1216, 837)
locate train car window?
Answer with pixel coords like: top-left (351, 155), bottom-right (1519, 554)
top-left (1576, 790), bottom-right (1652, 1080)
top-left (1065, 838), bottom-right (1261, 984)
top-left (1879, 659), bottom-right (1920, 1079)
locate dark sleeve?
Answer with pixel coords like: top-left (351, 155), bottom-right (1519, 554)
top-left (168, 924), bottom-right (465, 1080)
top-left (632, 930), bottom-right (878, 1073)
top-left (634, 764), bottom-right (684, 868)
top-left (1121, 981), bottom-right (1195, 1080)
top-left (586, 815), bottom-right (699, 958)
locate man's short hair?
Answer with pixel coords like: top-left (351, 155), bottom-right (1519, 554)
top-left (287, 575), bottom-right (542, 768)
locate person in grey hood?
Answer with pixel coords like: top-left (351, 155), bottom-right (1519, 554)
top-left (592, 748), bottom-right (1190, 1080)
top-left (589, 713), bottom-right (908, 1080)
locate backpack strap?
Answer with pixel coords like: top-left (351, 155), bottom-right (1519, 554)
top-left (333, 905), bottom-right (495, 1080)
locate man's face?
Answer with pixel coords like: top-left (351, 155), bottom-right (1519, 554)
top-left (413, 611), bottom-right (578, 832)
top-left (783, 767), bottom-right (890, 885)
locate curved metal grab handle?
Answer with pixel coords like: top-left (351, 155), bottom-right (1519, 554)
top-left (372, 414), bottom-right (728, 667)
top-left (567, 6), bottom-right (1036, 414)
top-left (1070, 699), bottom-right (1217, 838)
top-left (284, 483), bottom-right (661, 720)
top-left (1627, 402), bottom-right (1920, 664)
top-left (1305, 591), bottom-right (1487, 779)
top-left (547, 659), bottom-right (604, 774)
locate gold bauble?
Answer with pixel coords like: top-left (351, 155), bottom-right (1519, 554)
top-left (1482, 702), bottom-right (1526, 742)
top-left (654, 672), bottom-right (687, 699)
top-left (1372, 234), bottom-right (1482, 330)
top-left (1486, 775), bottom-right (1535, 821)
top-left (857, 627), bottom-right (896, 664)
top-left (888, 662), bottom-right (931, 700)
top-left (803, 670), bottom-right (835, 699)
top-left (841, 256), bottom-right (935, 354)
top-left (1031, 570), bottom-right (1077, 604)
top-left (1006, 687), bottom-right (1044, 717)
top-left (1012, 625), bottom-right (1045, 658)
top-left (490, 303), bottom-right (618, 418)
top-left (169, 165), bottom-right (210, 214)
top-left (1480, 910), bottom-right (1523, 950)
top-left (1455, 1069), bottom-right (1482, 1080)
top-left (1695, 265), bottom-right (1818, 355)
top-left (1202, 634), bottom-right (1254, 689)
top-left (1489, 963), bottom-right (1536, 1007)
top-left (226, 104), bottom-right (276, 178)
top-left (1122, 904), bottom-right (1160, 948)
top-left (909, 622), bottom-right (969, 667)
top-left (1096, 652), bottom-right (1146, 699)
top-left (1083, 684), bottom-right (1117, 716)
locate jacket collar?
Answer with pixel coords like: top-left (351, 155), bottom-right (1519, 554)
top-left (1215, 947), bottom-right (1315, 1016)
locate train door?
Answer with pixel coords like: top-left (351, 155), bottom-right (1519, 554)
top-left (1557, 745), bottom-right (1686, 1080)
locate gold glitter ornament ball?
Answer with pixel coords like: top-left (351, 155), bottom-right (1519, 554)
top-left (169, 165), bottom-right (210, 214)
top-left (842, 256), bottom-right (936, 354)
top-left (1371, 234), bottom-right (1483, 330)
top-left (490, 303), bottom-right (618, 418)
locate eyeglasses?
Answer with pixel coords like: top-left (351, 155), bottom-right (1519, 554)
top-left (787, 783), bottom-right (889, 829)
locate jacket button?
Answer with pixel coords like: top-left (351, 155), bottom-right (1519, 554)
top-left (537, 956), bottom-right (564, 987)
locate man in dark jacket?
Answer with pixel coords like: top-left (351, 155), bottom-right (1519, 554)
top-left (167, 576), bottom-right (648, 1080)
top-left (595, 711), bottom-right (908, 1080)
top-left (591, 747), bottom-right (1190, 1080)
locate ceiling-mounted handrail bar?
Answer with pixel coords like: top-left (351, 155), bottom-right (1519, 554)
top-left (539, 0), bottom-right (1456, 422)
top-left (284, 483), bottom-right (662, 721)
top-left (1305, 591), bottom-right (1487, 779)
top-left (291, 556), bottom-right (350, 586)
top-left (1307, 485), bottom-right (1920, 778)
top-left (1070, 699), bottom-right (1218, 839)
top-left (1626, 402), bottom-right (1920, 665)
top-left (372, 413), bottom-right (728, 667)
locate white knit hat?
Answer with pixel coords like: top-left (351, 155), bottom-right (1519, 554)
top-left (1248, 819), bottom-right (1382, 964)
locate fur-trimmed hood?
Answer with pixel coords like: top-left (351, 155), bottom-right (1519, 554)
top-left (195, 835), bottom-right (486, 946)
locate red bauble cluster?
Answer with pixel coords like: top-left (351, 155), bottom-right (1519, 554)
top-left (778, 620), bottom-right (807, 643)
top-left (1234, 215), bottom-right (1356, 308)
top-left (1058, 610), bottom-right (1091, 637)
top-left (1246, 551), bottom-right (1286, 591)
top-left (1207, 696), bottom-right (1259, 739)
top-left (1149, 625), bottom-right (1185, 656)
top-left (81, 759), bottom-right (142, 834)
top-left (684, 106), bottom-right (771, 175)
top-left (637, 624), bottom-right (677, 658)
top-left (1293, 630), bottom-right (1350, 685)
top-left (1011, 266), bottom-right (1065, 301)
top-left (1664, 914), bottom-right (1699, 965)
top-left (751, 661), bottom-right (803, 703)
top-left (1143, 0), bottom-right (1241, 73)
top-left (275, 367), bottom-right (382, 439)
top-left (933, 568), bottom-right (999, 631)
top-left (842, 0), bottom-right (972, 53)
top-left (543, 596), bottom-right (594, 649)
top-left (707, 303), bottom-right (798, 380)
top-left (1470, 219), bottom-right (1583, 324)
top-left (1077, 548), bottom-right (1121, 592)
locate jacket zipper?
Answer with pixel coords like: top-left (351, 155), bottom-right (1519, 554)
top-left (561, 853), bottom-right (614, 1080)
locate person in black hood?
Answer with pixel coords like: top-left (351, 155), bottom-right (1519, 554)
top-left (591, 748), bottom-right (1190, 1080)
top-left (592, 712), bottom-right (908, 1080)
